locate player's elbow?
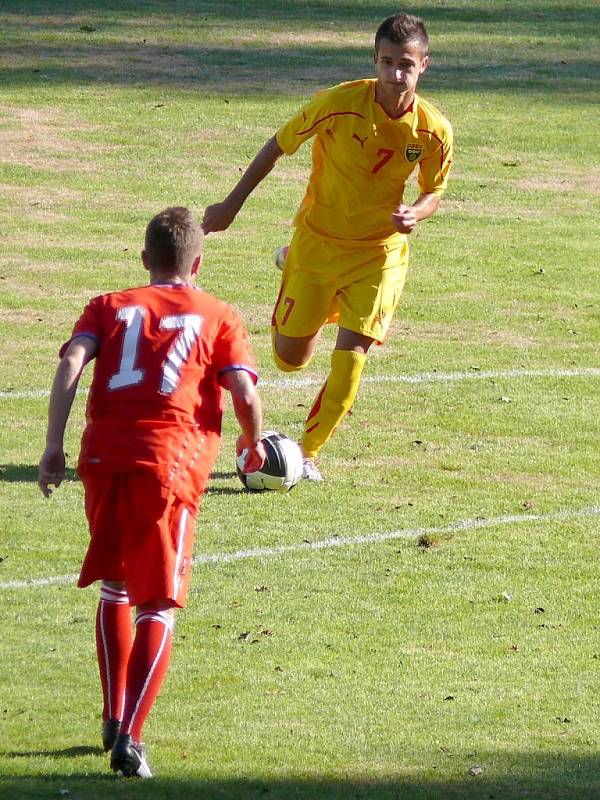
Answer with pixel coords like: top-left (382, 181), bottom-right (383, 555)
top-left (427, 195), bottom-right (442, 216)
top-left (266, 135), bottom-right (284, 161)
top-left (61, 337), bottom-right (97, 372)
top-left (59, 348), bottom-right (88, 384)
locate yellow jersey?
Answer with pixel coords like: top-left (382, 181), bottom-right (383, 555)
top-left (276, 79), bottom-right (453, 246)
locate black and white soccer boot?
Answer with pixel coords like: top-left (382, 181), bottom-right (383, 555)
top-left (110, 733), bottom-right (153, 778)
top-left (102, 718), bottom-right (121, 752)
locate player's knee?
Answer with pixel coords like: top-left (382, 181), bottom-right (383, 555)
top-left (270, 325), bottom-right (317, 372)
top-left (272, 347), bottom-right (310, 373)
top-left (102, 579), bottom-right (126, 592)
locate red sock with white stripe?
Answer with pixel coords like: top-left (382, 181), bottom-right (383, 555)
top-left (96, 584), bottom-right (133, 723)
top-left (120, 609), bottom-right (174, 743)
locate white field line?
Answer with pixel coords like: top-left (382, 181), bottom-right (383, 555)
top-left (268, 367), bottom-right (600, 390)
top-left (1, 505), bottom-right (599, 591)
top-left (2, 367), bottom-right (600, 400)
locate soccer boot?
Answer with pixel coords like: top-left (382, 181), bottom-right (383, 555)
top-left (302, 458), bottom-right (324, 481)
top-left (102, 718), bottom-right (121, 752)
top-left (110, 733), bottom-right (153, 778)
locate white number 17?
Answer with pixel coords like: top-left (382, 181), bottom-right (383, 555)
top-left (108, 306), bottom-right (203, 395)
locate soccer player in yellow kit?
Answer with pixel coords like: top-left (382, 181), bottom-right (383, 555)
top-left (203, 13), bottom-right (453, 480)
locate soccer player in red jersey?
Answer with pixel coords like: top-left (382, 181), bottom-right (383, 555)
top-left (203, 13), bottom-right (452, 481)
top-left (38, 207), bottom-right (266, 778)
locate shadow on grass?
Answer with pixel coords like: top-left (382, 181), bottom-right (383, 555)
top-left (4, 0), bottom-right (600, 27)
top-left (4, 745), bottom-right (101, 758)
top-left (2, 43), bottom-right (598, 101)
top-left (208, 470), bottom-right (269, 496)
top-left (0, 465), bottom-right (246, 495)
top-left (205, 486), bottom-right (247, 496)
top-left (209, 471), bottom-right (238, 480)
top-left (1, 1), bottom-right (599, 100)
top-left (0, 762), bottom-right (599, 799)
top-left (0, 464), bottom-right (79, 483)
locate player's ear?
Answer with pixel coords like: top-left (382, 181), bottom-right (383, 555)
top-left (191, 254), bottom-right (202, 275)
top-left (141, 250), bottom-right (150, 271)
top-left (420, 54), bottom-right (429, 74)
top-left (373, 47), bottom-right (378, 65)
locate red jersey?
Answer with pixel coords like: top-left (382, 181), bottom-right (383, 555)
top-left (62, 283), bottom-right (257, 510)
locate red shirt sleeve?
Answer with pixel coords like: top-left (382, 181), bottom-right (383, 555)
top-left (59, 295), bottom-right (104, 357)
top-left (213, 306), bottom-right (258, 385)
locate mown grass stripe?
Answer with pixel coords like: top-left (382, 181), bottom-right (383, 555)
top-left (2, 504), bottom-right (598, 591)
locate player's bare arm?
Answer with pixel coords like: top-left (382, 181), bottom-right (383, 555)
top-left (202, 136), bottom-right (284, 233)
top-left (38, 336), bottom-right (98, 497)
top-left (391, 192), bottom-right (442, 234)
top-left (222, 369), bottom-right (266, 473)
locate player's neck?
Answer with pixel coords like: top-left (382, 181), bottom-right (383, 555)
top-left (149, 273), bottom-right (192, 286)
top-left (375, 84), bottom-right (416, 119)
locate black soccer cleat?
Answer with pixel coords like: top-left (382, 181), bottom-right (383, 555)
top-left (110, 733), bottom-right (153, 778)
top-left (102, 718), bottom-right (121, 752)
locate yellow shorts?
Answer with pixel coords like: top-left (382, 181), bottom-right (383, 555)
top-left (272, 227), bottom-right (409, 343)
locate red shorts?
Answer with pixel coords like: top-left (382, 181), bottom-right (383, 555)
top-left (78, 469), bottom-right (196, 608)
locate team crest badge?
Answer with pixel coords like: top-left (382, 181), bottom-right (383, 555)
top-left (405, 144), bottom-right (422, 163)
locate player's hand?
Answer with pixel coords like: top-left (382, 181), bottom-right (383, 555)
top-left (38, 444), bottom-right (66, 498)
top-left (391, 204), bottom-right (418, 234)
top-left (243, 442), bottom-right (266, 473)
top-left (202, 201), bottom-right (238, 234)
top-left (236, 435), bottom-right (266, 474)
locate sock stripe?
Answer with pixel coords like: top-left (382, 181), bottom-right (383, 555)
top-left (305, 381), bottom-right (327, 423)
top-left (128, 618), bottom-right (171, 736)
top-left (100, 584), bottom-right (129, 604)
top-left (135, 610), bottom-right (174, 630)
top-left (98, 601), bottom-right (114, 719)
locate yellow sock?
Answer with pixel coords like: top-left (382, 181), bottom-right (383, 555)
top-left (301, 349), bottom-right (366, 459)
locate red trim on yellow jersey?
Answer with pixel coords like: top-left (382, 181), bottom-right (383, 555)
top-left (272, 282), bottom-right (286, 326)
top-left (374, 93), bottom-right (415, 120)
top-left (296, 111), bottom-right (366, 136)
top-left (416, 128), bottom-right (447, 170)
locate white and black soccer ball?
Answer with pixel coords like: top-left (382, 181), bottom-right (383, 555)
top-left (236, 430), bottom-right (303, 493)
top-left (274, 245), bottom-right (289, 271)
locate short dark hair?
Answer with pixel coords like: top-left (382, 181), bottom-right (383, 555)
top-left (375, 13), bottom-right (429, 56)
top-left (144, 206), bottom-right (203, 276)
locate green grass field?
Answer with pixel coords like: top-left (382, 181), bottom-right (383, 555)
top-left (1, 1), bottom-right (600, 798)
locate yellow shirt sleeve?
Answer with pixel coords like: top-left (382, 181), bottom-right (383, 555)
top-left (417, 121), bottom-right (453, 196)
top-left (276, 89), bottom-right (334, 156)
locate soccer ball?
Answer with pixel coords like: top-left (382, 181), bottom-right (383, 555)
top-left (236, 430), bottom-right (303, 493)
top-left (274, 245), bottom-right (289, 270)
